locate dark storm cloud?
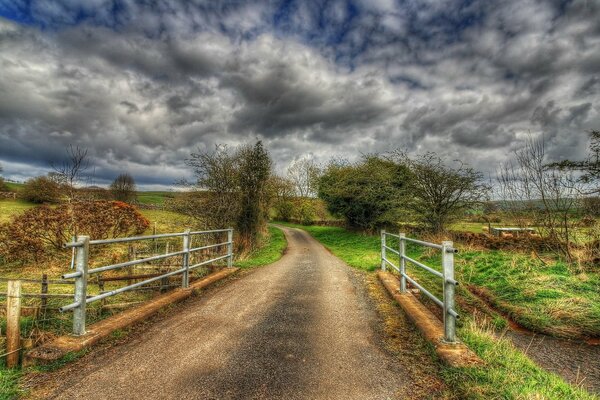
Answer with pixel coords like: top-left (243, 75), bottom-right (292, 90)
top-left (0, 0), bottom-right (599, 188)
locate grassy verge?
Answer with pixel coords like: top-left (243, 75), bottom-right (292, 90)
top-left (458, 250), bottom-right (599, 338)
top-left (277, 222), bottom-right (597, 399)
top-left (0, 364), bottom-right (22, 400)
top-left (235, 226), bottom-right (287, 268)
top-left (275, 223), bottom-right (381, 271)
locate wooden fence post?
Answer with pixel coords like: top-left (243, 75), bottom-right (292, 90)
top-left (6, 280), bottom-right (22, 368)
top-left (40, 273), bottom-right (48, 313)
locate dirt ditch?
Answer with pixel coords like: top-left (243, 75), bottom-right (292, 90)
top-left (464, 285), bottom-right (600, 395)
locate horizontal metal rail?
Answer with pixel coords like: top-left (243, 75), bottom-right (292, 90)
top-left (62, 250), bottom-right (187, 279)
top-left (401, 273), bottom-right (459, 319)
top-left (189, 242), bottom-right (230, 253)
top-left (382, 257), bottom-right (400, 272)
top-left (402, 236), bottom-right (443, 250)
top-left (402, 254), bottom-right (443, 279)
top-left (383, 245), bottom-right (399, 255)
top-left (60, 228), bottom-right (234, 335)
top-left (189, 254), bottom-right (230, 270)
top-left (64, 229), bottom-right (232, 248)
top-left (60, 267), bottom-right (188, 312)
top-left (402, 254), bottom-right (458, 285)
top-left (383, 232), bottom-right (400, 239)
top-left (190, 229), bottom-right (232, 235)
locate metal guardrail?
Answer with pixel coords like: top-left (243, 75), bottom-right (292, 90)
top-left (381, 230), bottom-right (459, 343)
top-left (60, 228), bottom-right (234, 335)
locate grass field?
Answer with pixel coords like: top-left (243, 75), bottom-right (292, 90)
top-left (275, 222), bottom-right (597, 399)
top-left (136, 191), bottom-right (176, 205)
top-left (0, 199), bottom-right (36, 223)
top-left (3, 182), bottom-right (24, 192)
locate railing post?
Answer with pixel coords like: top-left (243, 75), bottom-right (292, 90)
top-left (442, 240), bottom-right (456, 343)
top-left (380, 230), bottom-right (386, 271)
top-left (6, 280), bottom-right (21, 368)
top-left (73, 235), bottom-right (89, 336)
top-left (399, 233), bottom-right (406, 292)
top-left (182, 229), bottom-right (191, 288)
top-left (227, 228), bottom-right (233, 268)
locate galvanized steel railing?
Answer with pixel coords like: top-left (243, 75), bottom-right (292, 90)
top-left (60, 228), bottom-right (233, 335)
top-left (380, 230), bottom-right (459, 343)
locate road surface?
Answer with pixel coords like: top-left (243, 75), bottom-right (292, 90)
top-left (44, 226), bottom-right (419, 399)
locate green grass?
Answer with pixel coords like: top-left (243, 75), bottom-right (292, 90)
top-left (138, 209), bottom-right (191, 233)
top-left (458, 250), bottom-right (600, 338)
top-left (442, 319), bottom-right (597, 399)
top-left (0, 365), bottom-right (22, 400)
top-left (3, 182), bottom-right (24, 193)
top-left (0, 199), bottom-right (36, 223)
top-left (449, 221), bottom-right (487, 233)
top-left (235, 226), bottom-right (287, 268)
top-left (136, 191), bottom-right (176, 206)
top-left (278, 222), bottom-right (597, 399)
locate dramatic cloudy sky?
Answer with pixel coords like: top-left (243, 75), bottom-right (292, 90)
top-left (0, 0), bottom-right (599, 189)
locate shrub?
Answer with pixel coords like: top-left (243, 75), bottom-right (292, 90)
top-left (318, 156), bottom-right (409, 231)
top-left (0, 177), bottom-right (8, 192)
top-left (0, 201), bottom-right (150, 263)
top-left (582, 196), bottom-right (600, 217)
top-left (110, 173), bottom-right (137, 203)
top-left (22, 176), bottom-right (63, 203)
top-left (297, 198), bottom-right (316, 225)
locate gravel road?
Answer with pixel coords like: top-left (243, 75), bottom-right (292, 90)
top-left (43, 226), bottom-right (423, 399)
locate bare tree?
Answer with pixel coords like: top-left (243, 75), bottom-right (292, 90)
top-left (550, 130), bottom-right (599, 195)
top-left (51, 145), bottom-right (90, 202)
top-left (498, 136), bottom-right (580, 262)
top-left (110, 173), bottom-right (137, 203)
top-left (287, 158), bottom-right (321, 198)
top-left (395, 152), bottom-right (489, 233)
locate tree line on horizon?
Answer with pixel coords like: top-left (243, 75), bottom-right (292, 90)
top-left (1, 130), bottom-right (598, 264)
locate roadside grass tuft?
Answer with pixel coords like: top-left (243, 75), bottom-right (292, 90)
top-left (278, 222), bottom-right (598, 399)
top-left (0, 365), bottom-right (22, 400)
top-left (235, 226), bottom-right (287, 268)
top-left (443, 319), bottom-right (596, 400)
top-left (275, 223), bottom-right (381, 271)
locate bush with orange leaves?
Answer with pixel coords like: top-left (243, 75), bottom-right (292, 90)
top-left (0, 201), bottom-right (150, 263)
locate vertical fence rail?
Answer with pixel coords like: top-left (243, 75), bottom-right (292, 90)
top-left (227, 228), bottom-right (233, 268)
top-left (6, 280), bottom-right (21, 368)
top-left (381, 230), bottom-right (387, 271)
top-left (442, 240), bottom-right (456, 343)
top-left (381, 232), bottom-right (459, 343)
top-left (182, 230), bottom-right (191, 288)
top-left (73, 236), bottom-right (89, 336)
top-left (399, 233), bottom-right (406, 292)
